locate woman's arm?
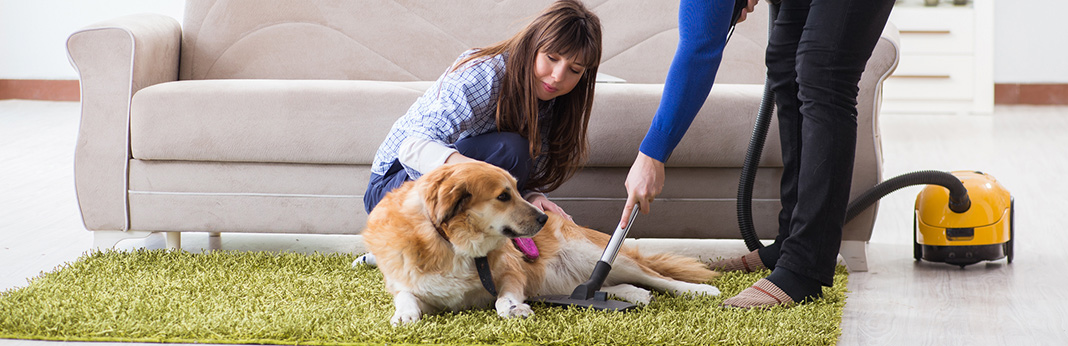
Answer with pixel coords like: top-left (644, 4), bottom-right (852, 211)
top-left (639, 0), bottom-right (735, 162)
top-left (621, 0), bottom-right (737, 227)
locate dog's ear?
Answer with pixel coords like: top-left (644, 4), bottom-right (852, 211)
top-left (423, 167), bottom-right (472, 228)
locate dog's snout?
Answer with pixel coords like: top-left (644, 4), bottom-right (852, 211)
top-left (536, 213), bottom-right (548, 225)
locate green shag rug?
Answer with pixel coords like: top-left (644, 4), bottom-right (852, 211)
top-left (0, 249), bottom-right (848, 345)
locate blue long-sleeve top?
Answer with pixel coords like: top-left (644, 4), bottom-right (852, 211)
top-left (639, 0), bottom-right (735, 162)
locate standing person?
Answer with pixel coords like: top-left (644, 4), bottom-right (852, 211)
top-left (358, 0), bottom-right (603, 265)
top-left (620, 0), bottom-right (894, 308)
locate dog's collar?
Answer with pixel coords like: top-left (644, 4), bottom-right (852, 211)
top-left (474, 256), bottom-right (497, 296)
top-left (433, 223), bottom-right (495, 296)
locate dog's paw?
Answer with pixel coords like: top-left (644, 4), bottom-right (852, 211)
top-left (391, 292), bottom-right (422, 325)
top-left (496, 297), bottom-right (534, 319)
top-left (352, 253), bottom-right (377, 268)
top-left (603, 284), bottom-right (653, 305)
top-left (672, 282), bottom-right (722, 298)
top-left (504, 303), bottom-right (534, 319)
top-left (391, 308), bottom-right (421, 325)
top-left (617, 291), bottom-right (653, 306)
top-left (691, 284), bottom-right (721, 297)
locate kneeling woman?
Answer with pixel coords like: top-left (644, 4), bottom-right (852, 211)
top-left (360, 0), bottom-right (603, 264)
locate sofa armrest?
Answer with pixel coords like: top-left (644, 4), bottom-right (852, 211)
top-left (66, 14), bottom-right (181, 231)
top-left (870, 21), bottom-right (902, 89)
top-left (844, 21), bottom-right (901, 242)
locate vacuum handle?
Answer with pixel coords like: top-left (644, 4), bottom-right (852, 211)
top-left (600, 207), bottom-right (639, 264)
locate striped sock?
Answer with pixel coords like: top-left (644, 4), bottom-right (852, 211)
top-left (721, 278), bottom-right (794, 309)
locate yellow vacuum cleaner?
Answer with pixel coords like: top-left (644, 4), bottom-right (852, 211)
top-left (914, 171), bottom-right (1013, 267)
top-left (740, 166), bottom-right (1015, 269)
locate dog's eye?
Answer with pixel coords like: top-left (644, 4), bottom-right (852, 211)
top-left (497, 192), bottom-right (511, 202)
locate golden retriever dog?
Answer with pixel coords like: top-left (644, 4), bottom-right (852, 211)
top-left (362, 161), bottom-right (720, 325)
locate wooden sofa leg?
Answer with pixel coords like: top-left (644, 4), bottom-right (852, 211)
top-left (165, 232), bottom-right (182, 250)
top-left (208, 232), bottom-right (221, 251)
top-left (839, 240), bottom-right (869, 272)
top-left (93, 230), bottom-right (155, 250)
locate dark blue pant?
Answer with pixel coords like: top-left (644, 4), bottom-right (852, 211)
top-left (363, 132), bottom-right (533, 214)
top-left (758, 0), bottom-right (895, 286)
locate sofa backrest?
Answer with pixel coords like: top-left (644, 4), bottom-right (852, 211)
top-left (179, 0), bottom-right (769, 84)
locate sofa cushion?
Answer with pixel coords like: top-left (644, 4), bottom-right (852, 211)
top-left (131, 79), bottom-right (424, 165)
top-left (130, 79), bottom-right (782, 167)
top-left (586, 83), bottom-right (782, 168)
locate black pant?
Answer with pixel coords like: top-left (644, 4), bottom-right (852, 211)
top-left (761, 0), bottom-right (894, 286)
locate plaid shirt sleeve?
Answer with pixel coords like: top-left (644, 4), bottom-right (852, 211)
top-left (371, 50), bottom-right (504, 179)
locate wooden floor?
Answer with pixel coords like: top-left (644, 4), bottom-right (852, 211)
top-left (2, 100), bottom-right (1066, 345)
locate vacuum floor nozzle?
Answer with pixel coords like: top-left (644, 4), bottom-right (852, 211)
top-left (527, 293), bottom-right (637, 312)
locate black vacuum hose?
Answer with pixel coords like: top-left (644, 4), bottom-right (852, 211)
top-left (844, 170), bottom-right (971, 222)
top-left (735, 101), bottom-right (973, 251)
top-left (734, 1), bottom-right (971, 252)
top-left (736, 78), bottom-right (774, 251)
top-left (735, 1), bottom-right (778, 251)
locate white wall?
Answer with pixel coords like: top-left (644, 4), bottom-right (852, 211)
top-left (993, 0), bottom-right (1068, 83)
top-left (0, 0), bottom-right (184, 80)
top-left (1, 0), bottom-right (1065, 83)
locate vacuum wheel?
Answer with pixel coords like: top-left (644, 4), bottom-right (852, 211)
top-left (913, 213), bottom-right (922, 261)
top-left (1004, 199), bottom-right (1014, 263)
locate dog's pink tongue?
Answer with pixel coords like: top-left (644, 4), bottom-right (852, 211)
top-left (514, 238), bottom-right (539, 260)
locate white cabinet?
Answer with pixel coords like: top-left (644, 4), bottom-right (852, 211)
top-left (882, 0), bottom-right (994, 114)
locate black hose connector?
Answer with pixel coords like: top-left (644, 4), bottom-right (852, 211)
top-left (570, 260), bottom-right (612, 300)
top-left (730, 0), bottom-right (748, 26)
top-left (844, 170), bottom-right (971, 223)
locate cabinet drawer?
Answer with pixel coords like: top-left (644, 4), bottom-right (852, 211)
top-left (884, 55), bottom-right (975, 101)
top-left (890, 7), bottom-right (974, 54)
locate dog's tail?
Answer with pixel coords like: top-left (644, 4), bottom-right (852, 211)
top-left (638, 252), bottom-right (721, 283)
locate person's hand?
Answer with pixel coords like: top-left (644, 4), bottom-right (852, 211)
top-left (736, 0), bottom-right (759, 23)
top-left (528, 193), bottom-right (572, 221)
top-left (621, 152), bottom-right (665, 228)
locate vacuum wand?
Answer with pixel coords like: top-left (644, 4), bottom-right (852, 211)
top-left (601, 207), bottom-right (639, 264)
top-left (526, 208), bottom-right (640, 311)
top-left (569, 207), bottom-right (639, 300)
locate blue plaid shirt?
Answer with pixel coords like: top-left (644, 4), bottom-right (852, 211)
top-left (372, 50), bottom-right (552, 182)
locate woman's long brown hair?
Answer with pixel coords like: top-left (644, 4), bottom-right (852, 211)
top-left (451, 0), bottom-right (602, 192)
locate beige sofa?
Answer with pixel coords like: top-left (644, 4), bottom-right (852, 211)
top-left (66, 0), bottom-right (899, 271)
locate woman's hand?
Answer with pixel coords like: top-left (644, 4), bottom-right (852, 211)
top-left (736, 0), bottom-right (759, 23)
top-left (621, 152), bottom-right (665, 228)
top-left (527, 193), bottom-right (572, 221)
